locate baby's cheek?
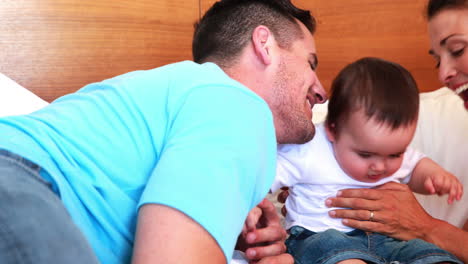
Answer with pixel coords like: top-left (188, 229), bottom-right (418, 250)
top-left (387, 158), bottom-right (404, 175)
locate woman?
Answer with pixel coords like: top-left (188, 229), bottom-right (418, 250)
top-left (324, 0), bottom-right (468, 262)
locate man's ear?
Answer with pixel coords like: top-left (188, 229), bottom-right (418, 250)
top-left (251, 25), bottom-right (274, 65)
top-left (325, 122), bottom-right (337, 142)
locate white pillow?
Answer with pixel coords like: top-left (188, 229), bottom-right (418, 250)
top-left (412, 88), bottom-right (468, 228)
top-left (312, 100), bottom-right (328, 124)
top-left (0, 73), bottom-right (48, 116)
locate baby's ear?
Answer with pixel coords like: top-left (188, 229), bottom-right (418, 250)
top-left (325, 122), bottom-right (337, 142)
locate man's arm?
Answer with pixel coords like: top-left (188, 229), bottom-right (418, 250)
top-left (132, 204), bottom-right (225, 264)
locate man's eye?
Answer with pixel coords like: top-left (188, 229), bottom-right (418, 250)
top-left (309, 61), bottom-right (317, 71)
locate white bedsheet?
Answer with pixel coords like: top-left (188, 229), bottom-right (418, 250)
top-left (0, 73), bottom-right (48, 115)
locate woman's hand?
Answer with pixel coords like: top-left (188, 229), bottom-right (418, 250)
top-left (325, 182), bottom-right (436, 241)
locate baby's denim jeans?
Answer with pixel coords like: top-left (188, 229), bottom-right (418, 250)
top-left (0, 149), bottom-right (98, 264)
top-left (286, 226), bottom-right (462, 264)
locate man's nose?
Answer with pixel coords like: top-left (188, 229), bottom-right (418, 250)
top-left (312, 79), bottom-right (328, 104)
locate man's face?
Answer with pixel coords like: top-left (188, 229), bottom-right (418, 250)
top-left (270, 22), bottom-right (327, 144)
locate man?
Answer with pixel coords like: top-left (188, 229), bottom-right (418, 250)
top-left (190, 2), bottom-right (326, 262)
top-left (0, 0), bottom-right (326, 263)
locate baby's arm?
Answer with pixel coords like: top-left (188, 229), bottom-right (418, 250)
top-left (407, 157), bottom-right (463, 204)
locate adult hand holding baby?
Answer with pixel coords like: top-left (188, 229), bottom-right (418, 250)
top-left (326, 182), bottom-right (435, 241)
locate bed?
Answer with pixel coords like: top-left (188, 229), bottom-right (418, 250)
top-left (1, 0), bottom-right (467, 262)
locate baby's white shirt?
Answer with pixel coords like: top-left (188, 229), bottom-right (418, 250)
top-left (272, 123), bottom-right (425, 232)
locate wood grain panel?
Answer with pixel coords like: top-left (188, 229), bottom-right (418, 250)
top-left (297, 0), bottom-right (440, 93)
top-left (200, 0), bottom-right (440, 92)
top-left (0, 0), bottom-right (198, 102)
top-left (200, 0), bottom-right (217, 16)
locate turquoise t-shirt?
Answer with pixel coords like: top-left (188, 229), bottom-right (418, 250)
top-left (0, 61), bottom-right (277, 263)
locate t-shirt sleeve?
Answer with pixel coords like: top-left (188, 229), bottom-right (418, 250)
top-left (138, 84), bottom-right (276, 262)
top-left (271, 143), bottom-right (310, 192)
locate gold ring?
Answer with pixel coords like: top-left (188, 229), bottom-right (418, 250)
top-left (369, 210), bottom-right (374, 221)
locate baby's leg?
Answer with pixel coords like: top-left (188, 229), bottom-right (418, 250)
top-left (286, 227), bottom-right (380, 264)
top-left (337, 260), bottom-right (367, 264)
top-left (376, 235), bottom-right (462, 264)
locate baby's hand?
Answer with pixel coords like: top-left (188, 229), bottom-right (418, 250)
top-left (424, 170), bottom-right (463, 204)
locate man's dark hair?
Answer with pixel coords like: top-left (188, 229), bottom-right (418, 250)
top-left (427, 0), bottom-right (468, 19)
top-left (326, 57), bottom-right (420, 135)
top-left (192, 0), bottom-right (315, 67)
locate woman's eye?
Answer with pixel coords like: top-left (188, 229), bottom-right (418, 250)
top-left (451, 48), bottom-right (464, 57)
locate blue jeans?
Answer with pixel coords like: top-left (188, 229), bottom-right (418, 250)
top-left (286, 226), bottom-right (462, 264)
top-left (0, 150), bottom-right (99, 264)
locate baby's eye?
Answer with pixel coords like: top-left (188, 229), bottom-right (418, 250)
top-left (357, 152), bottom-right (371, 158)
top-left (389, 153), bottom-right (402, 158)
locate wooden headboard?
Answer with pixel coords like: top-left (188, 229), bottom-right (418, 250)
top-left (0, 0), bottom-right (440, 102)
top-left (0, 0), bottom-right (198, 102)
top-left (300, 0), bottom-right (441, 94)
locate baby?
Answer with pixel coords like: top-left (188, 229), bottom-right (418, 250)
top-left (272, 57), bottom-right (463, 264)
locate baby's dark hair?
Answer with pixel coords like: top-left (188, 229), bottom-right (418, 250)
top-left (192, 0), bottom-right (315, 67)
top-left (326, 57), bottom-right (419, 135)
top-left (427, 0), bottom-right (468, 19)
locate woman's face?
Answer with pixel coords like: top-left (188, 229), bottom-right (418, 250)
top-left (429, 8), bottom-right (468, 110)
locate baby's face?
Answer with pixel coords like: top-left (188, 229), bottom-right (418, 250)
top-left (325, 110), bottom-right (417, 183)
